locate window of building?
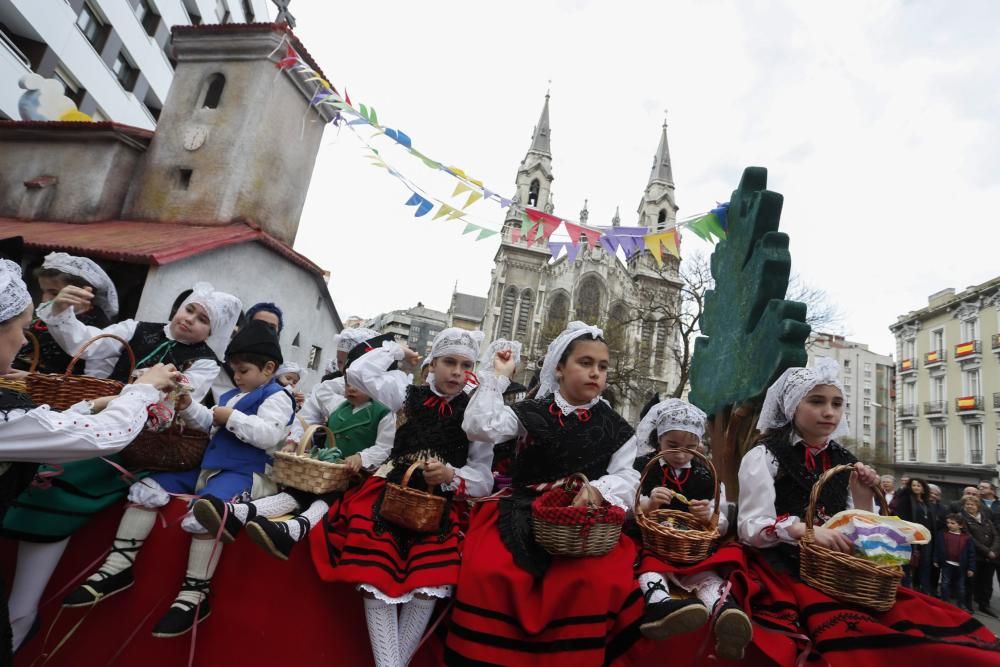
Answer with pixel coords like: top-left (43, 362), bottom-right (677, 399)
top-left (528, 179), bottom-right (540, 207)
top-left (961, 316), bottom-right (980, 342)
top-left (933, 426), bottom-right (947, 463)
top-left (864, 398), bottom-right (871, 408)
top-left (967, 423), bottom-right (984, 465)
top-left (656, 209), bottom-right (666, 230)
top-left (863, 362), bottom-right (871, 378)
top-left (931, 376), bottom-right (944, 401)
top-left (931, 328), bottom-right (944, 352)
top-left (843, 359), bottom-right (850, 369)
top-left (307, 345), bottom-right (322, 371)
top-left (654, 319), bottom-right (669, 374)
top-left (134, 0), bottom-right (160, 36)
top-left (77, 2), bottom-right (108, 51)
top-left (640, 319), bottom-right (655, 374)
top-left (241, 0), bottom-right (255, 21)
top-left (575, 275), bottom-right (603, 324)
top-left (142, 89), bottom-right (162, 121)
top-left (201, 73), bottom-right (225, 109)
top-left (499, 286), bottom-right (518, 339)
top-left (112, 51), bottom-right (139, 92)
top-left (515, 289), bottom-right (533, 339)
top-left (53, 66), bottom-right (86, 108)
top-left (903, 338), bottom-right (915, 360)
top-left (963, 368), bottom-right (981, 397)
top-left (177, 168), bottom-right (193, 189)
top-left (903, 428), bottom-right (917, 462)
top-left (545, 292), bottom-right (569, 344)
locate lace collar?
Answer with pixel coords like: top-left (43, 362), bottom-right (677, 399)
top-left (553, 391), bottom-right (600, 416)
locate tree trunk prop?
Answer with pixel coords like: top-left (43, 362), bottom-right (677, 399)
top-left (688, 167), bottom-right (811, 496)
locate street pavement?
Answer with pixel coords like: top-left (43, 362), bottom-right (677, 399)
top-left (973, 608), bottom-right (1000, 637)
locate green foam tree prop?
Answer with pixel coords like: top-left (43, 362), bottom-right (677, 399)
top-left (688, 167), bottom-right (811, 494)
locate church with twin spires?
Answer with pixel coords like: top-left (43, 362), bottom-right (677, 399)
top-left (481, 95), bottom-right (684, 420)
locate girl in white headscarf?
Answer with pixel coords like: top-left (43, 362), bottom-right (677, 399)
top-left (0, 260), bottom-right (179, 656)
top-left (447, 321), bottom-right (644, 666)
top-left (311, 327), bottom-right (494, 667)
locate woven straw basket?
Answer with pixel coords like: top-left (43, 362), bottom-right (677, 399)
top-left (532, 473), bottom-right (625, 558)
top-left (634, 449), bottom-right (720, 564)
top-left (26, 333), bottom-right (133, 410)
top-left (271, 424), bottom-right (353, 495)
top-left (0, 330), bottom-right (39, 395)
top-left (799, 463), bottom-right (902, 611)
top-left (381, 460), bottom-right (446, 534)
top-left (121, 421), bottom-right (209, 472)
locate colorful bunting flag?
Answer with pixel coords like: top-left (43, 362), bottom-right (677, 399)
top-left (463, 191), bottom-right (483, 209)
top-left (433, 204), bottom-right (457, 220)
top-left (403, 193), bottom-right (433, 217)
top-left (453, 183), bottom-right (472, 197)
top-left (463, 222), bottom-right (479, 235)
top-left (476, 228), bottom-right (498, 241)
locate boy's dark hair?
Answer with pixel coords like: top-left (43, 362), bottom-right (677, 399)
top-left (227, 352), bottom-right (276, 371)
top-left (945, 513), bottom-right (966, 529)
top-left (34, 267), bottom-right (93, 289)
top-left (557, 333), bottom-right (607, 365)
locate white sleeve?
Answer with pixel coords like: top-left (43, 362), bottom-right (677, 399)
top-left (289, 381), bottom-right (348, 444)
top-left (461, 373), bottom-right (524, 444)
top-left (590, 435), bottom-right (640, 510)
top-left (224, 390), bottom-right (295, 450)
top-left (0, 384), bottom-right (159, 463)
top-left (737, 444), bottom-right (801, 547)
top-left (442, 439), bottom-right (494, 498)
top-left (36, 304), bottom-right (138, 379)
top-left (715, 482), bottom-right (729, 534)
top-left (182, 359), bottom-right (221, 404)
top-left (359, 412), bottom-right (396, 469)
top-left (345, 342), bottom-right (410, 412)
top-left (178, 401), bottom-right (213, 433)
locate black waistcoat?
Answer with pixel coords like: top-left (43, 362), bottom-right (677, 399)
top-left (16, 308), bottom-right (110, 375)
top-left (386, 385), bottom-right (470, 485)
top-left (109, 322), bottom-right (217, 382)
top-left (763, 437), bottom-right (856, 524)
top-left (637, 455), bottom-right (715, 510)
top-left (0, 390), bottom-right (41, 511)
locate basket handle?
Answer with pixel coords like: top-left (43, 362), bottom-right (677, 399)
top-left (298, 424), bottom-right (336, 456)
top-left (67, 334), bottom-right (135, 378)
top-left (633, 448), bottom-right (720, 530)
top-left (22, 329), bottom-right (40, 373)
top-left (804, 462), bottom-right (889, 536)
top-left (400, 460), bottom-right (432, 491)
top-left (562, 472), bottom-right (608, 508)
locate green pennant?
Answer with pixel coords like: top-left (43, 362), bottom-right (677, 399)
top-left (520, 214), bottom-right (534, 237)
top-left (359, 103), bottom-right (369, 121)
top-left (369, 107), bottom-right (379, 127)
top-left (704, 214), bottom-right (726, 241)
top-left (462, 222), bottom-right (480, 235)
top-left (686, 216), bottom-right (714, 242)
top-left (476, 228), bottom-right (499, 241)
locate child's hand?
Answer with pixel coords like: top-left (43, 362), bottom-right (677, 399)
top-left (810, 526), bottom-right (854, 553)
top-left (1, 369), bottom-right (28, 381)
top-left (423, 459), bottom-right (454, 486)
top-left (50, 285), bottom-right (93, 316)
top-left (212, 406), bottom-right (233, 426)
top-left (688, 498), bottom-right (713, 523)
top-left (493, 349), bottom-right (516, 378)
top-left (968, 570), bottom-right (975, 578)
top-left (134, 363), bottom-right (181, 391)
top-left (344, 454), bottom-right (363, 473)
top-left (294, 391), bottom-right (305, 408)
top-left (398, 342), bottom-right (421, 366)
top-left (649, 486), bottom-right (674, 508)
top-left (850, 462), bottom-right (879, 488)
top-left (89, 395), bottom-right (114, 413)
top-left (175, 393), bottom-right (192, 411)
top-left (281, 439), bottom-right (297, 453)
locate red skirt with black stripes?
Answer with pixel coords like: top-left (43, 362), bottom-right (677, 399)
top-left (308, 476), bottom-right (464, 598)
top-left (731, 546), bottom-right (1000, 666)
top-left (444, 500), bottom-right (647, 667)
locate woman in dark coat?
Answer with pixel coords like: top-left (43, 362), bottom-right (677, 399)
top-left (961, 494), bottom-right (1000, 616)
top-left (891, 477), bottom-right (937, 593)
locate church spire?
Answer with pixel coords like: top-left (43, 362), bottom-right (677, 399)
top-left (528, 92), bottom-right (552, 156)
top-left (648, 115), bottom-right (673, 186)
top-left (612, 205), bottom-right (621, 227)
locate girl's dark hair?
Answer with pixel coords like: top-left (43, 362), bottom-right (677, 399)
top-left (753, 422), bottom-right (795, 445)
top-left (34, 267), bottom-right (92, 289)
top-left (169, 289), bottom-right (193, 320)
top-left (557, 333), bottom-right (607, 365)
top-left (897, 477), bottom-right (929, 500)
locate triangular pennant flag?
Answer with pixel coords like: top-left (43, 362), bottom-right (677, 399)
top-left (564, 222), bottom-right (598, 249)
top-left (686, 216), bottom-right (714, 242)
top-left (409, 149), bottom-right (441, 170)
top-left (476, 228), bottom-right (498, 241)
top-left (383, 128), bottom-right (412, 148)
top-left (565, 243), bottom-right (579, 262)
top-left (462, 222), bottom-right (479, 235)
top-left (359, 103), bottom-right (369, 121)
top-left (453, 183), bottom-right (472, 198)
top-left (368, 107), bottom-right (379, 127)
top-left (447, 166), bottom-right (468, 179)
top-left (539, 217), bottom-right (561, 240)
top-left (278, 46), bottom-right (298, 70)
top-left (498, 196), bottom-right (513, 209)
top-left (664, 229), bottom-right (681, 258)
top-left (483, 187), bottom-right (494, 201)
top-left (404, 193), bottom-right (433, 217)
top-left (520, 214), bottom-right (534, 238)
top-left (447, 208), bottom-right (466, 220)
top-left (526, 220), bottom-right (544, 244)
top-left (703, 215), bottom-right (726, 242)
top-left (644, 234), bottom-right (664, 267)
top-left (600, 229), bottom-right (619, 254)
top-left (433, 204), bottom-right (457, 220)
top-left (710, 202), bottom-right (730, 231)
top-left (547, 242), bottom-right (565, 259)
top-left (511, 226), bottom-right (521, 243)
top-left (344, 89), bottom-right (352, 107)
top-left (463, 191), bottom-right (483, 209)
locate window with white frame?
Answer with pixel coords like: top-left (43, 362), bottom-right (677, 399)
top-left (904, 381), bottom-right (916, 405)
top-left (931, 376), bottom-right (945, 401)
top-left (963, 368), bottom-right (981, 397)
top-left (931, 328), bottom-right (944, 352)
top-left (967, 423), bottom-right (984, 465)
top-left (903, 338), bottom-right (915, 360)
top-left (933, 426), bottom-right (947, 463)
top-left (903, 428), bottom-right (917, 462)
top-left (961, 317), bottom-right (979, 342)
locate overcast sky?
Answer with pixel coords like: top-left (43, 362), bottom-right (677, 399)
top-left (287, 0), bottom-right (1000, 357)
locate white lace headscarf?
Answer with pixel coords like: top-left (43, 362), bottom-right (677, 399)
top-left (757, 356), bottom-right (849, 440)
top-left (41, 252), bottom-right (119, 317)
top-left (536, 321), bottom-right (603, 399)
top-left (478, 338), bottom-right (522, 377)
top-left (276, 361), bottom-right (304, 381)
top-left (178, 282), bottom-right (242, 360)
top-left (429, 327), bottom-right (484, 362)
top-left (334, 327), bottom-right (379, 354)
top-left (0, 260), bottom-right (31, 323)
top-left (636, 398), bottom-right (707, 455)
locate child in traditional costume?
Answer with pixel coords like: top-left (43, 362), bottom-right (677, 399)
top-left (62, 320), bottom-right (294, 638)
top-left (15, 252), bottom-right (118, 375)
top-left (446, 322), bottom-right (643, 667)
top-left (632, 398), bottom-right (752, 659)
top-left (4, 281), bottom-right (239, 650)
top-left (733, 358), bottom-right (1000, 665)
top-left (191, 333), bottom-right (396, 560)
top-left (0, 260), bottom-right (180, 661)
top-left (311, 328), bottom-right (493, 667)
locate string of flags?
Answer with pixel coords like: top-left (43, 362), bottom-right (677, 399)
top-left (274, 41), bottom-right (730, 264)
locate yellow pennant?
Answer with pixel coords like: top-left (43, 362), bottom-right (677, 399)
top-left (453, 183), bottom-right (472, 197)
top-left (434, 204), bottom-right (456, 220)
top-left (463, 191), bottom-right (483, 209)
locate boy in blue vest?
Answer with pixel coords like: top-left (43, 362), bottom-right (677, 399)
top-left (63, 320), bottom-right (294, 638)
top-left (192, 332), bottom-right (396, 561)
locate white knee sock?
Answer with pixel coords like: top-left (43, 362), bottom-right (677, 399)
top-left (398, 597), bottom-right (437, 665)
top-left (9, 539), bottom-right (70, 650)
top-left (94, 507), bottom-right (157, 578)
top-left (639, 572), bottom-right (670, 603)
top-left (364, 597), bottom-right (401, 667)
top-left (285, 499), bottom-right (329, 541)
top-left (173, 538), bottom-right (222, 609)
top-left (692, 572), bottom-right (726, 611)
top-left (250, 492), bottom-right (301, 518)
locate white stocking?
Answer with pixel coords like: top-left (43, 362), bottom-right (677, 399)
top-left (8, 539), bottom-right (69, 650)
top-left (639, 572), bottom-right (670, 603)
top-left (398, 597), bottom-right (436, 665)
top-left (364, 597), bottom-right (401, 667)
top-left (250, 492), bottom-right (301, 518)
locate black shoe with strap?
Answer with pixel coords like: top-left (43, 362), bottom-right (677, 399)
top-left (151, 578), bottom-right (212, 638)
top-left (245, 515), bottom-right (309, 561)
top-left (639, 580), bottom-right (709, 641)
top-left (713, 596), bottom-right (753, 660)
top-left (192, 496), bottom-right (253, 544)
top-left (62, 539), bottom-right (143, 607)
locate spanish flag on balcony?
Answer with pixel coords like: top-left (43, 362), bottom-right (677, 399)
top-left (957, 396), bottom-right (978, 410)
top-left (926, 351), bottom-right (940, 363)
top-left (901, 359), bottom-right (913, 371)
top-left (956, 341), bottom-right (976, 357)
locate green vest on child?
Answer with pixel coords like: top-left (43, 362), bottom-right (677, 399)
top-left (326, 400), bottom-right (391, 457)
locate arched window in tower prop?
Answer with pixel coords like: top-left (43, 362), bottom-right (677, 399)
top-left (543, 292), bottom-right (570, 346)
top-left (516, 289), bottom-right (534, 339)
top-left (640, 318), bottom-right (655, 375)
top-left (201, 73), bottom-right (226, 109)
top-left (499, 286), bottom-right (518, 338)
top-left (657, 209), bottom-right (667, 231)
top-left (654, 319), bottom-right (670, 375)
top-left (575, 275), bottom-right (604, 325)
top-left (528, 179), bottom-right (540, 207)
top-left (607, 302), bottom-right (630, 354)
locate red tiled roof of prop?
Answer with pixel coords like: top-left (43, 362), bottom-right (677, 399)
top-left (0, 120), bottom-right (154, 142)
top-left (0, 218), bottom-right (324, 276)
top-left (172, 22), bottom-right (336, 93)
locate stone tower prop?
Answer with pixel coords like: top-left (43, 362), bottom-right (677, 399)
top-left (688, 166), bottom-right (811, 494)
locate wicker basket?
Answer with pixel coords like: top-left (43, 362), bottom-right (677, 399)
top-left (634, 449), bottom-right (720, 564)
top-left (531, 473), bottom-right (625, 558)
top-left (271, 424), bottom-right (354, 495)
top-left (26, 334), bottom-right (134, 410)
top-left (799, 463), bottom-right (902, 611)
top-left (0, 330), bottom-right (37, 395)
top-left (381, 461), bottom-right (447, 534)
top-left (120, 421), bottom-right (209, 472)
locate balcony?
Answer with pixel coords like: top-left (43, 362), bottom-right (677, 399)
top-left (923, 349), bottom-right (946, 367)
top-left (956, 395), bottom-right (984, 415)
top-left (993, 392), bottom-right (1000, 410)
top-left (923, 400), bottom-right (948, 417)
top-left (897, 358), bottom-right (917, 374)
top-left (899, 404), bottom-right (918, 420)
top-left (954, 340), bottom-right (982, 363)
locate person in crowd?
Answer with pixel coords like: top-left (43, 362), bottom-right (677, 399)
top-left (936, 514), bottom-right (976, 611)
top-left (951, 486), bottom-right (983, 514)
top-left (62, 320), bottom-right (294, 638)
top-left (275, 361), bottom-right (306, 408)
top-left (245, 302), bottom-right (284, 335)
top-left (892, 477), bottom-right (937, 593)
top-left (880, 474), bottom-right (896, 506)
top-left (447, 322), bottom-right (645, 666)
top-left (312, 328), bottom-right (492, 667)
top-left (0, 260), bottom-right (179, 660)
top-left (961, 494), bottom-right (1000, 617)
